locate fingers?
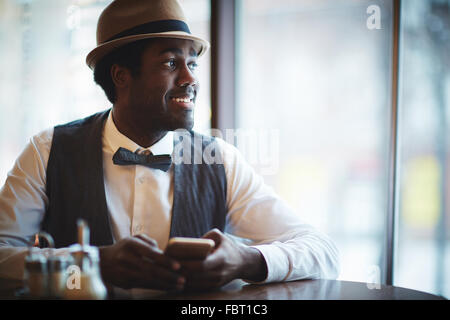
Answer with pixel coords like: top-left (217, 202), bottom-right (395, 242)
top-left (182, 265), bottom-right (230, 290)
top-left (135, 233), bottom-right (159, 247)
top-left (128, 236), bottom-right (186, 289)
top-left (202, 228), bottom-right (223, 249)
top-left (100, 235), bottom-right (186, 291)
top-left (179, 256), bottom-right (229, 290)
top-left (179, 229), bottom-right (243, 290)
top-left (178, 232), bottom-right (226, 290)
top-left (130, 235), bottom-right (181, 271)
top-left (178, 229), bottom-right (226, 273)
top-left (180, 252), bottom-right (223, 273)
top-left (106, 231), bottom-right (237, 291)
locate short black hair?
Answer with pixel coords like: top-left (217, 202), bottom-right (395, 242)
top-left (93, 39), bottom-right (155, 103)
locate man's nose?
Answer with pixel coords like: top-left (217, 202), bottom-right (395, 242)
top-left (177, 64), bottom-right (198, 88)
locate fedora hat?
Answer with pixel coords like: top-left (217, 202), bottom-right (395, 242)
top-left (86, 0), bottom-right (210, 70)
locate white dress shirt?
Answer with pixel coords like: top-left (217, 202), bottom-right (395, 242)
top-left (0, 111), bottom-right (340, 284)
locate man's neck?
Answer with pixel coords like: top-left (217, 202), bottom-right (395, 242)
top-left (111, 107), bottom-right (167, 148)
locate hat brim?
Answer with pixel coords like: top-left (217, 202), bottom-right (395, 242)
top-left (86, 31), bottom-right (210, 70)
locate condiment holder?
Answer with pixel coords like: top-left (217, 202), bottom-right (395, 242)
top-left (0, 219), bottom-right (107, 300)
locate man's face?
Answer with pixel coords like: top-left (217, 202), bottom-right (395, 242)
top-left (127, 38), bottom-right (200, 132)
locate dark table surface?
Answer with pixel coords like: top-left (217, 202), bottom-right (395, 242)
top-left (110, 279), bottom-right (446, 300)
top-left (0, 278), bottom-right (446, 300)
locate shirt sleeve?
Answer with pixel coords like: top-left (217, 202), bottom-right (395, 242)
top-left (217, 138), bottom-right (340, 283)
top-left (0, 128), bottom-right (70, 280)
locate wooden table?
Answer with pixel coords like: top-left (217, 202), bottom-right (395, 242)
top-left (110, 279), bottom-right (446, 300)
top-left (1, 278), bottom-right (446, 300)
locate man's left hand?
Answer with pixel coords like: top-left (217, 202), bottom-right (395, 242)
top-left (178, 229), bottom-right (267, 290)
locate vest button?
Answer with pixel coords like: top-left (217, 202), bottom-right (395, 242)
top-left (133, 225), bottom-right (143, 233)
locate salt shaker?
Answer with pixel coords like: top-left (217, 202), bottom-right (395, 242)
top-left (63, 220), bottom-right (107, 300)
top-left (24, 249), bottom-right (48, 298)
top-left (0, 232), bottom-right (54, 298)
top-left (48, 255), bottom-right (72, 298)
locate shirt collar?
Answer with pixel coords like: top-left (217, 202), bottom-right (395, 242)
top-left (103, 110), bottom-right (174, 156)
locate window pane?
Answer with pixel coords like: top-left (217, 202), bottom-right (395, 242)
top-left (0, 0), bottom-right (211, 181)
top-left (237, 0), bottom-right (393, 282)
top-left (396, 0), bottom-right (450, 298)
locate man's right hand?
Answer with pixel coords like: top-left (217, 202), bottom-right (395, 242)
top-left (98, 234), bottom-right (185, 291)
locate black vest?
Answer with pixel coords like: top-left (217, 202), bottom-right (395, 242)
top-left (41, 110), bottom-right (227, 248)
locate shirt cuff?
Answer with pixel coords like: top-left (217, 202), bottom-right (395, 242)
top-left (243, 244), bottom-right (292, 284)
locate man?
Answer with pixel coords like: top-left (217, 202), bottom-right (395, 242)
top-left (0, 0), bottom-right (339, 292)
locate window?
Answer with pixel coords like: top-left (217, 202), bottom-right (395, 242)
top-left (396, 0), bottom-right (450, 298)
top-left (237, 0), bottom-right (393, 283)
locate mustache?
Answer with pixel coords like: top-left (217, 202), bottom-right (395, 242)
top-left (169, 86), bottom-right (197, 99)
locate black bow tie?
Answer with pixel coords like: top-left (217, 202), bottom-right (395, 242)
top-left (112, 147), bottom-right (172, 172)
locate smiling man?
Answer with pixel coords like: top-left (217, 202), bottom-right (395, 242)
top-left (106, 38), bottom-right (200, 147)
top-left (0, 0), bottom-right (340, 293)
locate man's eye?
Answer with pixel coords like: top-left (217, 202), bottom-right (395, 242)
top-left (189, 63), bottom-right (199, 71)
top-left (163, 60), bottom-right (176, 68)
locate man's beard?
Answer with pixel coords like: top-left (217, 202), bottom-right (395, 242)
top-left (134, 105), bottom-right (194, 132)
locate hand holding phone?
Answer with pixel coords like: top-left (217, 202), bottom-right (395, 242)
top-left (165, 237), bottom-right (215, 260)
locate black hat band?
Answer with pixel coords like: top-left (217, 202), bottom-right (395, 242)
top-left (107, 19), bottom-right (191, 42)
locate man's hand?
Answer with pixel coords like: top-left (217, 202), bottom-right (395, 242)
top-left (98, 234), bottom-right (185, 291)
top-left (179, 229), bottom-right (268, 290)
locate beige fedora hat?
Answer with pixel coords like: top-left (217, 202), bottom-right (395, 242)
top-left (86, 0), bottom-right (210, 70)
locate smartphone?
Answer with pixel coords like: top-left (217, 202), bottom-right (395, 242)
top-left (165, 237), bottom-right (215, 260)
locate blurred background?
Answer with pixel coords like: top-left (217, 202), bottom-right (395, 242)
top-left (0, 0), bottom-right (448, 298)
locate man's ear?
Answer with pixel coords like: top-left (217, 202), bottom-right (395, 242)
top-left (110, 64), bottom-right (131, 88)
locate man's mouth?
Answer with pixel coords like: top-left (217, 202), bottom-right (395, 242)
top-left (171, 97), bottom-right (193, 103)
top-left (170, 95), bottom-right (195, 109)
